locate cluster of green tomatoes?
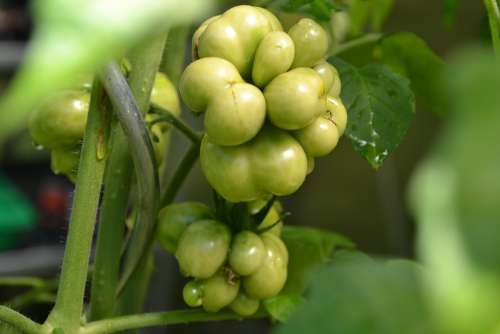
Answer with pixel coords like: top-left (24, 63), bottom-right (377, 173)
top-left (27, 73), bottom-right (180, 182)
top-left (180, 5), bottom-right (347, 203)
top-left (156, 199), bottom-right (287, 316)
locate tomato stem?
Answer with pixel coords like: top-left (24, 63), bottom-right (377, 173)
top-left (45, 80), bottom-right (108, 333)
top-left (80, 309), bottom-right (266, 334)
top-left (149, 106), bottom-right (202, 144)
top-left (0, 305), bottom-right (50, 334)
top-left (329, 33), bottom-right (383, 58)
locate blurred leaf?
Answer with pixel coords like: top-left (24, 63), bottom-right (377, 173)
top-left (329, 58), bottom-right (415, 169)
top-left (281, 226), bottom-right (354, 295)
top-left (263, 294), bottom-right (305, 322)
top-left (347, 0), bottom-right (394, 36)
top-left (442, 0), bottom-right (461, 26)
top-left (0, 0), bottom-right (215, 144)
top-left (273, 0), bottom-right (345, 21)
top-left (409, 48), bottom-right (500, 334)
top-left (373, 32), bottom-right (446, 115)
top-left (275, 251), bottom-right (432, 334)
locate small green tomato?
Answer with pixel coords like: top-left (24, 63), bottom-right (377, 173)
top-left (313, 61), bottom-right (341, 97)
top-left (288, 18), bottom-right (329, 68)
top-left (252, 31), bottom-right (295, 88)
top-left (264, 68), bottom-right (326, 130)
top-left (183, 280), bottom-right (204, 307)
top-left (229, 292), bottom-right (260, 317)
top-left (175, 220), bottom-right (231, 279)
top-left (201, 269), bottom-right (240, 312)
top-left (229, 231), bottom-right (265, 276)
top-left (156, 202), bottom-right (214, 253)
top-left (326, 95), bottom-right (347, 136)
top-left (51, 147), bottom-right (80, 182)
top-left (293, 116), bottom-right (339, 157)
top-left (243, 233), bottom-right (288, 299)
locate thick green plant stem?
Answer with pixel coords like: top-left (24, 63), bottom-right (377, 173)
top-left (0, 305), bottom-right (49, 334)
top-left (161, 25), bottom-right (189, 85)
top-left (90, 34), bottom-right (167, 320)
top-left (81, 310), bottom-right (264, 334)
top-left (485, 0), bottom-right (500, 55)
top-left (45, 80), bottom-right (108, 333)
top-left (88, 121), bottom-right (132, 321)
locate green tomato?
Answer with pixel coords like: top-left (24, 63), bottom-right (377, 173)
top-left (243, 233), bottom-right (288, 299)
top-left (326, 95), bottom-right (347, 136)
top-left (156, 202), bottom-right (214, 253)
top-left (205, 82), bottom-right (266, 146)
top-left (192, 15), bottom-right (221, 60)
top-left (229, 231), bottom-right (265, 276)
top-left (252, 31), bottom-right (295, 88)
top-left (264, 68), bottom-right (326, 130)
top-left (175, 219), bottom-right (231, 279)
top-left (179, 57), bottom-right (243, 113)
top-left (313, 61), bottom-right (341, 97)
top-left (201, 269), bottom-right (240, 312)
top-left (51, 147), bottom-right (80, 183)
top-left (183, 280), bottom-right (203, 307)
top-left (197, 5), bottom-right (278, 77)
top-left (288, 18), bottom-right (329, 68)
top-left (293, 116), bottom-right (339, 157)
top-left (151, 72), bottom-right (181, 117)
top-left (200, 126), bottom-right (308, 202)
top-left (307, 155), bottom-right (315, 175)
top-left (229, 291), bottom-right (260, 317)
top-left (252, 200), bottom-right (283, 237)
top-left (28, 90), bottom-right (89, 150)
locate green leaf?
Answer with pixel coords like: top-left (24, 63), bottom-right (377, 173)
top-left (274, 251), bottom-right (432, 334)
top-left (408, 48), bottom-right (500, 334)
top-left (263, 294), bottom-right (305, 322)
top-left (347, 0), bottom-right (394, 36)
top-left (329, 58), bottom-right (415, 169)
top-left (373, 32), bottom-right (446, 115)
top-left (0, 0), bottom-right (215, 144)
top-left (281, 226), bottom-right (354, 295)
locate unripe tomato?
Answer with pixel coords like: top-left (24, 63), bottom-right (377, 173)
top-left (249, 126), bottom-right (308, 197)
top-left (229, 291), bottom-right (260, 317)
top-left (205, 82), bottom-right (266, 146)
top-left (229, 231), bottom-right (265, 276)
top-left (252, 31), bottom-right (295, 88)
top-left (264, 68), bottom-right (326, 130)
top-left (326, 95), bottom-right (347, 136)
top-left (200, 135), bottom-right (259, 202)
top-left (156, 202), bottom-right (214, 253)
top-left (288, 18), bottom-right (329, 68)
top-left (197, 5), bottom-right (279, 77)
top-left (51, 147), bottom-right (80, 182)
top-left (175, 219), bottom-right (231, 279)
top-left (151, 72), bottom-right (181, 117)
top-left (179, 57), bottom-right (243, 113)
top-left (307, 156), bottom-right (315, 175)
top-left (293, 116), bottom-right (339, 157)
top-left (200, 126), bottom-right (308, 202)
top-left (183, 280), bottom-right (203, 307)
top-left (313, 61), bottom-right (341, 97)
top-left (243, 233), bottom-right (288, 299)
top-left (201, 269), bottom-right (240, 312)
top-left (28, 90), bottom-right (89, 150)
top-left (192, 15), bottom-right (221, 59)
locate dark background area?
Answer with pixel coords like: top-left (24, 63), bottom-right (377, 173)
top-left (0, 0), bottom-right (483, 333)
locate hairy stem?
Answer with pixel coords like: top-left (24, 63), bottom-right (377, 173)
top-left (0, 306), bottom-right (49, 334)
top-left (81, 310), bottom-right (264, 334)
top-left (485, 0), bottom-right (500, 55)
top-left (45, 80), bottom-right (108, 333)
